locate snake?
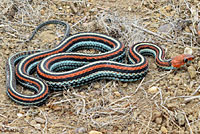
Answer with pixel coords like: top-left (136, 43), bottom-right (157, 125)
top-left (6, 20), bottom-right (194, 105)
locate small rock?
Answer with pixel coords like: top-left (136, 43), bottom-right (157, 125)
top-left (5, 49), bottom-right (10, 55)
top-left (161, 126), bottom-right (168, 133)
top-left (89, 130), bottom-right (102, 134)
top-left (30, 120), bottom-right (37, 126)
top-left (165, 5), bottom-right (172, 11)
top-left (34, 124), bottom-right (41, 129)
top-left (177, 113), bottom-right (185, 126)
top-left (158, 23), bottom-right (173, 33)
top-left (187, 66), bottom-right (196, 79)
top-left (40, 9), bottom-right (45, 15)
top-left (184, 26), bottom-right (191, 33)
top-left (166, 103), bottom-right (177, 110)
top-left (35, 117), bottom-right (45, 124)
top-left (133, 111), bottom-right (139, 118)
top-left (17, 113), bottom-right (23, 117)
top-left (148, 86), bottom-right (158, 94)
top-left (153, 111), bottom-right (162, 118)
top-left (173, 75), bottom-right (181, 81)
top-left (94, 83), bottom-right (101, 89)
top-left (122, 83), bottom-right (128, 88)
top-left (128, 6), bottom-right (132, 11)
top-left (184, 47), bottom-right (193, 55)
top-left (155, 117), bottom-right (162, 124)
top-left (188, 115), bottom-right (194, 121)
top-left (75, 127), bottom-right (87, 134)
top-left (58, 7), bottom-right (63, 10)
top-left (114, 91), bottom-right (121, 97)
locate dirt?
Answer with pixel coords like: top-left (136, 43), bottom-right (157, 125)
top-left (0, 0), bottom-right (200, 133)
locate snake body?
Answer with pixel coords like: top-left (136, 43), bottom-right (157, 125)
top-left (6, 21), bottom-right (194, 105)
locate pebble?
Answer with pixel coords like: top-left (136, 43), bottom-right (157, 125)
top-left (184, 47), bottom-right (193, 55)
top-left (166, 103), bottom-right (177, 110)
top-left (165, 5), bottom-right (172, 11)
top-left (94, 83), bottom-right (101, 89)
top-left (155, 117), bottom-right (162, 124)
top-left (17, 113), bottom-right (23, 117)
top-left (158, 23), bottom-right (173, 33)
top-left (187, 66), bottom-right (196, 79)
top-left (148, 86), bottom-right (158, 94)
top-left (40, 9), bottom-right (45, 15)
top-left (133, 111), bottom-right (139, 118)
top-left (128, 6), bottom-right (132, 11)
top-left (153, 111), bottom-right (162, 118)
top-left (173, 75), bottom-right (181, 81)
top-left (188, 114), bottom-right (194, 121)
top-left (161, 126), bottom-right (168, 133)
top-left (30, 120), bottom-right (37, 126)
top-left (114, 91), bottom-right (121, 97)
top-left (177, 113), bottom-right (185, 126)
top-left (35, 117), bottom-right (45, 124)
top-left (185, 26), bottom-right (191, 33)
top-left (75, 127), bottom-right (87, 134)
top-left (34, 124), bottom-right (41, 129)
top-left (5, 49), bottom-right (10, 55)
top-left (122, 83), bottom-right (128, 88)
top-left (89, 130), bottom-right (102, 134)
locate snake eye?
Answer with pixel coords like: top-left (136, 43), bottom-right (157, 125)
top-left (184, 58), bottom-right (188, 63)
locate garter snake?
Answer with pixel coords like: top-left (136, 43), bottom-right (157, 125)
top-left (6, 20), bottom-right (194, 105)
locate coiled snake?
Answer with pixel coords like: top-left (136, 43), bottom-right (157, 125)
top-left (6, 20), bottom-right (194, 105)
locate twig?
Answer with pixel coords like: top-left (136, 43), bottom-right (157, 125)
top-left (71, 16), bottom-right (87, 28)
top-left (183, 112), bottom-right (193, 134)
top-left (130, 23), bottom-right (175, 43)
top-left (109, 96), bottom-right (131, 106)
top-left (134, 77), bottom-right (145, 94)
top-left (39, 110), bottom-right (48, 134)
top-left (0, 113), bottom-right (7, 118)
top-left (144, 107), bottom-right (153, 134)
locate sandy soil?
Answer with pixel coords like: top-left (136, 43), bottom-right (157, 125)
top-left (0, 0), bottom-right (200, 133)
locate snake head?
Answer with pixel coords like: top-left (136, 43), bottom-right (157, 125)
top-left (171, 54), bottom-right (194, 68)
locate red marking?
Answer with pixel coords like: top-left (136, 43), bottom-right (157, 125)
top-left (8, 87), bottom-right (48, 102)
top-left (16, 70), bottom-right (42, 90)
top-left (9, 70), bottom-right (49, 102)
top-left (45, 47), bottom-right (124, 69)
top-left (23, 35), bottom-right (119, 73)
top-left (171, 54), bottom-right (194, 68)
top-left (135, 44), bottom-right (170, 66)
top-left (37, 61), bottom-right (148, 80)
top-left (129, 48), bottom-right (140, 62)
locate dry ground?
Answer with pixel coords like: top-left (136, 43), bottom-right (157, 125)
top-left (0, 0), bottom-right (200, 134)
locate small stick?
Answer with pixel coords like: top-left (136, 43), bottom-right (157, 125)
top-left (109, 96), bottom-right (131, 106)
top-left (71, 16), bottom-right (87, 28)
top-left (183, 112), bottom-right (193, 134)
top-left (134, 77), bottom-right (145, 94)
top-left (130, 23), bottom-right (175, 43)
top-left (70, 2), bottom-right (78, 14)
